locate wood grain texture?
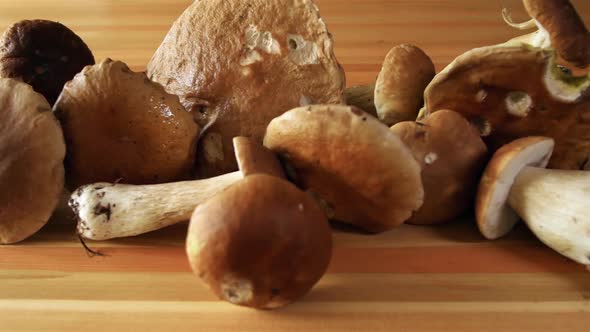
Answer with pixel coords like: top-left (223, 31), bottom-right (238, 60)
top-left (1, 1), bottom-right (590, 331)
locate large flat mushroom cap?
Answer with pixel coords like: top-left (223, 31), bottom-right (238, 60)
top-left (476, 136), bottom-right (554, 240)
top-left (264, 105), bottom-right (424, 233)
top-left (147, 0), bottom-right (346, 178)
top-left (423, 44), bottom-right (590, 171)
top-left (0, 78), bottom-right (65, 244)
top-left (54, 59), bottom-right (200, 190)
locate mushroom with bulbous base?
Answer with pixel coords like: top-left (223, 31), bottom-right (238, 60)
top-left (477, 136), bottom-right (590, 267)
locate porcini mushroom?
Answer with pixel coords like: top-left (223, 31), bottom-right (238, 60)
top-left (391, 110), bottom-right (488, 225)
top-left (503, 0), bottom-right (590, 69)
top-left (422, 44), bottom-right (590, 171)
top-left (0, 78), bottom-right (65, 244)
top-left (264, 105), bottom-right (424, 233)
top-left (375, 44), bottom-right (435, 126)
top-left (477, 136), bottom-right (590, 266)
top-left (54, 59), bottom-right (200, 190)
top-left (147, 0), bottom-right (346, 178)
top-left (0, 20), bottom-right (95, 105)
top-left (72, 137), bottom-right (285, 240)
top-left (187, 174), bottom-right (332, 309)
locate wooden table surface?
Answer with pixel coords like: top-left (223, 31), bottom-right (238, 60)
top-left (1, 1), bottom-right (589, 331)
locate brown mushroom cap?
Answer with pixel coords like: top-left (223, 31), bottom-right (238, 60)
top-left (391, 110), bottom-right (488, 225)
top-left (54, 59), bottom-right (200, 190)
top-left (523, 0), bottom-right (590, 69)
top-left (147, 0), bottom-right (346, 178)
top-left (375, 44), bottom-right (435, 126)
top-left (264, 105), bottom-right (424, 233)
top-left (423, 45), bottom-right (590, 171)
top-left (476, 136), bottom-right (554, 240)
top-left (0, 20), bottom-right (95, 105)
top-left (187, 174), bottom-right (332, 309)
top-left (0, 78), bottom-right (65, 244)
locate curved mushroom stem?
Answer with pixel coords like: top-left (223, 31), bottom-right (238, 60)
top-left (501, 8), bottom-right (537, 30)
top-left (507, 166), bottom-right (590, 266)
top-left (71, 171), bottom-right (243, 240)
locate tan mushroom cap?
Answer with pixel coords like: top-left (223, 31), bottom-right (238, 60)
top-left (423, 44), bottom-right (590, 171)
top-left (523, 0), bottom-right (590, 69)
top-left (375, 44), bottom-right (435, 126)
top-left (264, 105), bottom-right (424, 233)
top-left (187, 174), bottom-right (332, 310)
top-left (391, 110), bottom-right (488, 225)
top-left (476, 136), bottom-right (554, 240)
top-left (0, 78), bottom-right (65, 244)
top-left (54, 59), bottom-right (200, 190)
top-left (147, 0), bottom-right (346, 178)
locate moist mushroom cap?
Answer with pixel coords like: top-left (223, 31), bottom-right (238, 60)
top-left (54, 59), bottom-right (200, 190)
top-left (476, 136), bottom-right (554, 240)
top-left (0, 78), bottom-right (65, 244)
top-left (391, 110), bottom-right (488, 225)
top-left (147, 0), bottom-right (346, 178)
top-left (187, 174), bottom-right (332, 309)
top-left (0, 20), bottom-right (95, 105)
top-left (423, 44), bottom-right (590, 171)
top-left (264, 104), bottom-right (424, 233)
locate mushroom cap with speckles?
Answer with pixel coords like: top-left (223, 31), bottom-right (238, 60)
top-left (147, 0), bottom-right (346, 178)
top-left (54, 59), bottom-right (200, 190)
top-left (391, 110), bottom-right (488, 225)
top-left (0, 78), bottom-right (65, 244)
top-left (476, 136), bottom-right (554, 240)
top-left (187, 174), bottom-right (332, 310)
top-left (423, 44), bottom-right (590, 171)
top-left (264, 105), bottom-right (424, 233)
top-left (0, 20), bottom-right (95, 105)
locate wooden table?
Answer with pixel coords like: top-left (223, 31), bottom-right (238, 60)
top-left (1, 1), bottom-right (589, 331)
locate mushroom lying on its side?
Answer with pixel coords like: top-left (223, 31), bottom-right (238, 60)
top-left (54, 59), bottom-right (201, 190)
top-left (187, 175), bottom-right (332, 309)
top-left (264, 105), bottom-right (424, 233)
top-left (391, 110), bottom-right (488, 225)
top-left (148, 0), bottom-right (346, 178)
top-left (0, 78), bottom-right (65, 244)
top-left (477, 137), bottom-right (590, 267)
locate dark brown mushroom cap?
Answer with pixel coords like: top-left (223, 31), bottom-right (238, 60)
top-left (476, 137), bottom-right (554, 240)
top-left (391, 110), bottom-right (488, 225)
top-left (423, 45), bottom-right (590, 171)
top-left (0, 78), bottom-right (65, 244)
top-left (187, 174), bottom-right (332, 309)
top-left (523, 0), bottom-right (590, 69)
top-left (54, 59), bottom-right (200, 190)
top-left (0, 20), bottom-right (95, 105)
top-left (264, 105), bottom-right (424, 233)
top-left (147, 0), bottom-right (346, 178)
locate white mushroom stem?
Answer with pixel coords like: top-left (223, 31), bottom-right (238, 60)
top-left (508, 167), bottom-right (590, 266)
top-left (72, 171), bottom-right (243, 240)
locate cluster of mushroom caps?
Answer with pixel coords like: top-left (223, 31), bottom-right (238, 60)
top-left (1, 0), bottom-right (589, 309)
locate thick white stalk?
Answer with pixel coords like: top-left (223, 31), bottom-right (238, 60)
top-left (72, 171), bottom-right (243, 240)
top-left (508, 167), bottom-right (590, 266)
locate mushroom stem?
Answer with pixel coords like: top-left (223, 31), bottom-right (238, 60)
top-left (72, 171), bottom-right (243, 240)
top-left (501, 8), bottom-right (537, 30)
top-left (508, 166), bottom-right (590, 265)
top-left (344, 84), bottom-right (377, 117)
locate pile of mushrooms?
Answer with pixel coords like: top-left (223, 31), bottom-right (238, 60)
top-left (1, 0), bottom-right (589, 310)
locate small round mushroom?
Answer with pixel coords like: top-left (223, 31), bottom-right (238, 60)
top-left (0, 78), bottom-right (65, 244)
top-left (187, 174), bottom-right (332, 309)
top-left (477, 136), bottom-right (590, 266)
top-left (54, 59), bottom-right (200, 190)
top-left (391, 110), bottom-right (488, 225)
top-left (264, 105), bottom-right (424, 233)
top-left (148, 0), bottom-right (346, 178)
top-left (374, 44), bottom-right (435, 126)
top-left (0, 20), bottom-right (95, 105)
top-left (72, 137), bottom-right (285, 240)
